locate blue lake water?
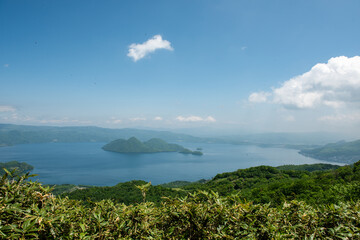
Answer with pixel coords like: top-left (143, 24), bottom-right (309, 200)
top-left (0, 142), bottom-right (344, 186)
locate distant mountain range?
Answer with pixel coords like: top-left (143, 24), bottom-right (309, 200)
top-left (102, 137), bottom-right (203, 155)
top-left (0, 124), bottom-right (348, 147)
top-left (0, 124), bottom-right (204, 146)
top-left (1, 123), bottom-right (358, 164)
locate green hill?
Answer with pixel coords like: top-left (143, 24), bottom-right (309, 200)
top-left (62, 161), bottom-right (360, 206)
top-left (102, 137), bottom-right (203, 155)
top-left (0, 161), bottom-right (34, 175)
top-left (300, 139), bottom-right (360, 163)
top-left (2, 171), bottom-right (360, 239)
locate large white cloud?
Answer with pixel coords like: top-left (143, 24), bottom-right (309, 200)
top-left (176, 115), bottom-right (216, 123)
top-left (249, 56), bottom-right (360, 109)
top-left (127, 35), bottom-right (173, 62)
top-left (0, 105), bottom-right (16, 112)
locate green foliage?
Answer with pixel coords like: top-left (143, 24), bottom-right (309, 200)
top-left (61, 162), bottom-right (360, 207)
top-left (48, 184), bottom-right (91, 195)
top-left (181, 161), bottom-right (360, 206)
top-left (159, 180), bottom-right (192, 188)
top-left (1, 172), bottom-right (360, 239)
top-left (276, 163), bottom-right (341, 172)
top-left (63, 180), bottom-right (187, 205)
top-left (0, 161), bottom-right (34, 176)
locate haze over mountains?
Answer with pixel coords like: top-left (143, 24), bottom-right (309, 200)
top-left (0, 123), bottom-right (351, 147)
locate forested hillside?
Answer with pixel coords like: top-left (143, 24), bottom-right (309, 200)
top-left (63, 162), bottom-right (360, 206)
top-left (300, 140), bottom-right (360, 163)
top-left (1, 168), bottom-right (360, 239)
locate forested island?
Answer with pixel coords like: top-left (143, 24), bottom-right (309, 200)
top-left (299, 139), bottom-right (360, 163)
top-left (102, 137), bottom-right (203, 155)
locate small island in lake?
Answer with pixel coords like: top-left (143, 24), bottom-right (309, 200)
top-left (102, 137), bottom-right (203, 155)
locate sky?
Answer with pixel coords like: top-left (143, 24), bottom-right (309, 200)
top-left (1, 0), bottom-right (360, 136)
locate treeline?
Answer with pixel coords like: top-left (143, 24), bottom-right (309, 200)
top-left (63, 180), bottom-right (187, 205)
top-left (63, 162), bottom-right (360, 206)
top-left (1, 171), bottom-right (360, 239)
top-left (181, 162), bottom-right (360, 205)
top-left (0, 161), bottom-right (33, 175)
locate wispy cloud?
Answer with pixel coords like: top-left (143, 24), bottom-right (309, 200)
top-left (129, 117), bottom-right (146, 122)
top-left (176, 115), bottom-right (216, 123)
top-left (248, 91), bottom-right (270, 103)
top-left (318, 113), bottom-right (360, 122)
top-left (249, 56), bottom-right (360, 109)
top-left (106, 117), bottom-right (122, 124)
top-left (3, 64), bottom-right (9, 68)
top-left (154, 116), bottom-right (163, 121)
top-left (38, 118), bottom-right (91, 124)
top-left (0, 105), bottom-right (16, 112)
top-left (127, 35), bottom-right (173, 62)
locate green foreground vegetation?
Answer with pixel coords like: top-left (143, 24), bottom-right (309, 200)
top-left (2, 161), bottom-right (360, 238)
top-left (1, 170), bottom-right (360, 239)
top-left (63, 162), bottom-right (359, 207)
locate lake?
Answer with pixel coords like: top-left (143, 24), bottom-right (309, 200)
top-left (0, 142), bottom-right (345, 186)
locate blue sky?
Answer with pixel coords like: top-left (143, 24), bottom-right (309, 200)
top-left (1, 0), bottom-right (360, 135)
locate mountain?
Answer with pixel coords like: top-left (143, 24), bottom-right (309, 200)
top-left (299, 139), bottom-right (360, 163)
top-left (102, 137), bottom-right (203, 155)
top-left (0, 124), bottom-right (204, 146)
top-left (0, 124), bottom-right (350, 150)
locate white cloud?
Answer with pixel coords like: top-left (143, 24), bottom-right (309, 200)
top-left (248, 91), bottom-right (271, 103)
top-left (127, 35), bottom-right (173, 61)
top-left (107, 117), bottom-right (122, 124)
top-left (249, 56), bottom-right (360, 109)
top-left (0, 105), bottom-right (16, 112)
top-left (154, 116), bottom-right (163, 121)
top-left (129, 117), bottom-right (146, 122)
top-left (176, 115), bottom-right (216, 123)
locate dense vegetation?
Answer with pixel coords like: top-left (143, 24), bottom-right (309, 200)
top-left (1, 170), bottom-right (360, 239)
top-left (63, 180), bottom-right (186, 205)
top-left (0, 161), bottom-right (34, 175)
top-left (300, 140), bottom-right (360, 163)
top-left (102, 137), bottom-right (202, 155)
top-left (64, 162), bottom-right (360, 207)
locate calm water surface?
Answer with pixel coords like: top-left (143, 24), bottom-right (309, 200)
top-left (0, 142), bottom-right (344, 186)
